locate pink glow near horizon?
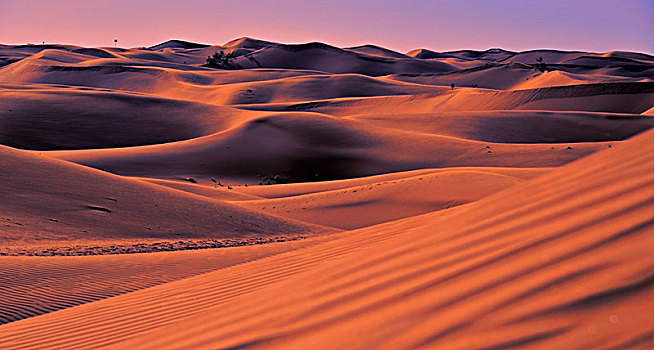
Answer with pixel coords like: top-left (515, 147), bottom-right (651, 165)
top-left (0, 0), bottom-right (652, 53)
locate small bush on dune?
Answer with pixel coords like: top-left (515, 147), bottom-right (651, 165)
top-left (532, 57), bottom-right (552, 72)
top-left (258, 174), bottom-right (293, 185)
top-left (205, 51), bottom-right (236, 69)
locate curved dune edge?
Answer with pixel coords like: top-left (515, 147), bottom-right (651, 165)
top-left (235, 168), bottom-right (545, 230)
top-left (43, 111), bottom-right (609, 182)
top-left (0, 129), bottom-right (651, 349)
top-left (0, 144), bottom-right (335, 252)
top-left (139, 167), bottom-right (552, 230)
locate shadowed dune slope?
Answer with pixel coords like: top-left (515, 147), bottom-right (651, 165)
top-left (0, 127), bottom-right (650, 350)
top-left (45, 112), bottom-right (606, 182)
top-left (148, 39), bottom-right (210, 50)
top-left (229, 42), bottom-right (456, 75)
top-left (0, 86), bottom-right (250, 150)
top-left (0, 44), bottom-right (82, 67)
top-left (345, 44), bottom-right (408, 59)
top-left (0, 145), bottom-right (331, 248)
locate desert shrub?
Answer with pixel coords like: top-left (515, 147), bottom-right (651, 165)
top-left (532, 57), bottom-right (552, 72)
top-left (258, 174), bottom-right (294, 185)
top-left (205, 51), bottom-right (235, 69)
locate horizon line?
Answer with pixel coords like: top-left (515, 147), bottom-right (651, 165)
top-left (2, 37), bottom-right (652, 56)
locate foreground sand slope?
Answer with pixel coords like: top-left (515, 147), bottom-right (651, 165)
top-left (1, 128), bottom-right (650, 349)
top-left (0, 236), bottom-right (334, 325)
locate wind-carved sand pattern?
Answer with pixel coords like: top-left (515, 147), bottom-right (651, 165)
top-left (0, 38), bottom-right (652, 349)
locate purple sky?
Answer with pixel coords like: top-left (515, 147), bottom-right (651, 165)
top-left (1, 0), bottom-right (652, 53)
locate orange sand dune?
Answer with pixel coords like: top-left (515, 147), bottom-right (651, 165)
top-left (233, 167), bottom-right (550, 199)
top-left (0, 237), bottom-right (331, 324)
top-left (0, 39), bottom-right (652, 348)
top-left (0, 144), bottom-right (330, 250)
top-left (236, 168), bottom-right (539, 229)
top-left (137, 177), bottom-right (264, 201)
top-left (0, 126), bottom-right (650, 350)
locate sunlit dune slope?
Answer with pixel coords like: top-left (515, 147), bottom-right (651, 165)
top-left (236, 168), bottom-right (550, 229)
top-left (0, 145), bottom-right (331, 248)
top-left (0, 126), bottom-right (650, 350)
top-left (0, 237), bottom-right (330, 324)
top-left (233, 167), bottom-right (549, 199)
top-left (137, 177), bottom-right (263, 201)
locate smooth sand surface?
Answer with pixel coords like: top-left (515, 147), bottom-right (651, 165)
top-left (0, 39), bottom-right (652, 349)
top-left (235, 168), bottom-right (549, 229)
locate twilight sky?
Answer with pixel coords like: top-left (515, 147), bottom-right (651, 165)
top-left (1, 0), bottom-right (652, 53)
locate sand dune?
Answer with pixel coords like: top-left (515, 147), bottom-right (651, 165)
top-left (346, 44), bottom-right (408, 59)
top-left (148, 39), bottom-right (210, 50)
top-left (0, 126), bottom-right (649, 350)
top-left (236, 168), bottom-right (546, 229)
top-left (346, 110), bottom-right (654, 143)
top-left (0, 39), bottom-right (651, 349)
top-left (44, 112), bottom-right (607, 182)
top-left (228, 41), bottom-right (457, 75)
top-left (0, 84), bottom-right (249, 149)
top-left (242, 82), bottom-right (653, 116)
top-left (0, 237), bottom-right (331, 324)
top-left (0, 144), bottom-right (330, 251)
top-left (232, 167), bottom-right (550, 199)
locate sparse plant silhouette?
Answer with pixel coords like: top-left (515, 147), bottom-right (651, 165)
top-left (258, 174), bottom-right (292, 185)
top-left (533, 57), bottom-right (551, 72)
top-left (205, 51), bottom-right (236, 69)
